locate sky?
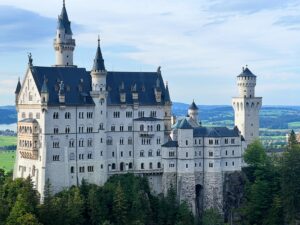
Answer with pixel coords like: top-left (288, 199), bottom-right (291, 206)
top-left (1, 0), bottom-right (300, 106)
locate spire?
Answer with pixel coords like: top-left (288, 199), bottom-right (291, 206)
top-left (57, 0), bottom-right (72, 35)
top-left (92, 36), bottom-right (106, 71)
top-left (165, 81), bottom-right (171, 103)
top-left (41, 76), bottom-right (48, 93)
top-left (15, 78), bottom-right (21, 94)
top-left (189, 100), bottom-right (198, 110)
top-left (238, 65), bottom-right (256, 77)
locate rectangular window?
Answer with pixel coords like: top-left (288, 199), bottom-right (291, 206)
top-left (111, 126), bottom-right (115, 131)
top-left (126, 111), bottom-right (133, 118)
top-left (209, 139), bottom-right (213, 145)
top-left (231, 138), bottom-right (235, 144)
top-left (209, 152), bottom-right (213, 157)
top-left (128, 126), bottom-right (132, 132)
top-left (225, 139), bottom-right (228, 144)
top-left (209, 162), bottom-right (213, 168)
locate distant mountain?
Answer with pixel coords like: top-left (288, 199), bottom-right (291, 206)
top-left (1, 103), bottom-right (300, 130)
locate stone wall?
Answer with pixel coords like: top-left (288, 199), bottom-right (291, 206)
top-left (177, 174), bottom-right (196, 214)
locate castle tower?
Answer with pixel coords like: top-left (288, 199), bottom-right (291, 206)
top-left (232, 66), bottom-right (262, 144)
top-left (53, 0), bottom-right (76, 67)
top-left (188, 100), bottom-right (200, 126)
top-left (90, 37), bottom-right (108, 185)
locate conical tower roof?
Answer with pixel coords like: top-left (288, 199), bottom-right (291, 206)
top-left (92, 37), bottom-right (106, 71)
top-left (189, 100), bottom-right (198, 110)
top-left (15, 78), bottom-right (21, 94)
top-left (57, 0), bottom-right (72, 35)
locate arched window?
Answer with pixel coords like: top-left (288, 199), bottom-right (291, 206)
top-left (140, 124), bottom-right (144, 131)
top-left (156, 149), bottom-right (161, 156)
top-left (157, 162), bottom-right (161, 168)
top-left (140, 150), bottom-right (144, 157)
top-left (112, 163), bottom-right (116, 170)
top-left (157, 124), bottom-right (161, 131)
top-left (149, 162), bottom-right (153, 169)
top-left (141, 163), bottom-right (144, 169)
top-left (148, 150), bottom-right (153, 157)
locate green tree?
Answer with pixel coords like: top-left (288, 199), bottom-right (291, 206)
top-left (202, 208), bottom-right (223, 225)
top-left (244, 140), bottom-right (267, 167)
top-left (288, 130), bottom-right (298, 149)
top-left (282, 144), bottom-right (300, 223)
top-left (176, 202), bottom-right (194, 225)
top-left (16, 213), bottom-right (42, 225)
top-left (113, 182), bottom-right (127, 225)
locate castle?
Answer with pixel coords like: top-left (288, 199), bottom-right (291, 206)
top-left (13, 2), bottom-right (262, 214)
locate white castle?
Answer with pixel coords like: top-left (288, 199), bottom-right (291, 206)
top-left (13, 2), bottom-right (262, 213)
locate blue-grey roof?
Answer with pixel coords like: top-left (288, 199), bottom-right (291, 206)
top-left (189, 101), bottom-right (198, 110)
top-left (92, 39), bottom-right (105, 71)
top-left (165, 83), bottom-right (171, 103)
top-left (134, 117), bottom-right (163, 121)
top-left (193, 127), bottom-right (239, 137)
top-left (173, 118), bottom-right (193, 129)
top-left (162, 140), bottom-right (178, 148)
top-left (106, 71), bottom-right (169, 106)
top-left (19, 118), bottom-right (38, 123)
top-left (237, 67), bottom-right (256, 77)
top-left (41, 76), bottom-right (48, 93)
top-left (15, 79), bottom-right (21, 94)
top-left (57, 2), bottom-right (72, 35)
top-left (30, 66), bottom-right (94, 106)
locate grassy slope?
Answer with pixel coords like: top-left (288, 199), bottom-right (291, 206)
top-left (0, 136), bottom-right (17, 147)
top-left (0, 151), bottom-right (15, 172)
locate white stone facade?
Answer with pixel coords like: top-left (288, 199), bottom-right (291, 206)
top-left (13, 3), bottom-right (261, 214)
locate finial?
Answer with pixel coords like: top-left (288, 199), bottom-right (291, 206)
top-left (63, 0), bottom-right (65, 7)
top-left (157, 66), bottom-right (161, 74)
top-left (98, 35), bottom-right (100, 47)
top-left (28, 53), bottom-right (33, 66)
top-left (246, 64), bottom-right (248, 68)
top-left (242, 66), bottom-right (244, 72)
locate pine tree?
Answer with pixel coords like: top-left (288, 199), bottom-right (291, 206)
top-left (113, 182), bottom-right (127, 225)
top-left (288, 130), bottom-right (298, 149)
top-left (202, 208), bottom-right (223, 225)
top-left (244, 140), bottom-right (267, 167)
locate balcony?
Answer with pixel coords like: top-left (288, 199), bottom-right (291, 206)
top-left (139, 132), bottom-right (155, 138)
top-left (108, 168), bottom-right (163, 176)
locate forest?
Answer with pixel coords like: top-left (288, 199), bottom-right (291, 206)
top-left (0, 133), bottom-right (300, 225)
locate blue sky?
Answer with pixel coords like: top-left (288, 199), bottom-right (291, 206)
top-left (1, 0), bottom-right (300, 105)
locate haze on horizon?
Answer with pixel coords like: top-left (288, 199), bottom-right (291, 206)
top-left (0, 0), bottom-right (300, 106)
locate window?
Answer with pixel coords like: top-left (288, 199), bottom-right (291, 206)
top-left (140, 150), bottom-right (144, 157)
top-left (120, 151), bottom-right (123, 157)
top-left (157, 138), bottom-right (161, 145)
top-left (65, 126), bottom-right (70, 134)
top-left (128, 126), bottom-right (132, 132)
top-left (107, 137), bottom-right (112, 145)
top-left (99, 123), bottom-right (104, 130)
top-left (232, 150), bottom-right (235, 156)
top-left (87, 127), bottom-right (93, 133)
top-left (54, 128), bottom-right (59, 134)
top-left (129, 151), bottom-right (132, 157)
top-left (156, 150), bottom-right (161, 156)
top-left (232, 161), bottom-right (235, 166)
top-left (113, 111), bottom-right (120, 118)
top-left (53, 141), bottom-right (59, 148)
top-left (209, 139), bottom-right (213, 145)
top-left (112, 163), bottom-right (116, 170)
top-left (225, 139), bottom-right (228, 144)
top-left (100, 151), bottom-right (103, 156)
top-left (70, 153), bottom-right (75, 160)
top-left (209, 162), bottom-right (213, 168)
top-left (169, 163), bottom-right (175, 168)
top-left (128, 137), bottom-right (133, 145)
top-left (169, 151), bottom-right (175, 157)
top-left (157, 162), bottom-right (161, 168)
top-left (120, 125), bottom-right (124, 132)
top-left (65, 112), bottom-right (71, 119)
top-left (36, 113), bottom-right (40, 119)
top-left (126, 111), bottom-right (132, 118)
top-left (79, 126), bottom-right (84, 133)
top-left (226, 150), bottom-right (228, 155)
top-left (79, 112), bottom-right (84, 119)
top-left (148, 150), bottom-right (153, 157)
top-left (53, 155), bottom-right (60, 161)
top-left (186, 152), bottom-right (188, 157)
top-left (149, 162), bottom-right (153, 169)
top-left (53, 112), bottom-right (59, 119)
top-left (79, 167), bottom-right (85, 173)
top-left (112, 152), bottom-right (115, 157)
top-left (186, 140), bottom-right (188, 145)
top-left (215, 139), bottom-right (219, 144)
top-left (231, 138), bottom-right (235, 144)
top-left (70, 166), bottom-right (74, 173)
top-left (140, 125), bottom-right (144, 131)
top-left (111, 125), bottom-right (115, 131)
top-left (79, 139), bottom-right (84, 147)
top-left (88, 166), bottom-right (94, 172)
top-left (150, 111), bottom-right (157, 117)
top-left (138, 111), bottom-right (145, 118)
top-left (87, 139), bottom-right (93, 147)
top-left (87, 112), bottom-right (93, 118)
top-left (198, 139), bottom-right (201, 145)
top-left (209, 152), bottom-right (213, 157)
top-left (129, 162), bottom-right (133, 169)
top-left (79, 154), bottom-right (84, 160)
top-left (156, 124), bottom-right (161, 131)
top-left (141, 163), bottom-right (144, 169)
top-left (120, 138), bottom-right (124, 145)
top-left (22, 112), bottom-right (26, 118)
top-left (226, 162), bottom-right (228, 166)
top-left (186, 164), bottom-right (188, 168)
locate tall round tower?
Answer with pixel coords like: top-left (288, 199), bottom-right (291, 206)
top-left (232, 66), bottom-right (262, 145)
top-left (53, 0), bottom-right (76, 67)
top-left (188, 100), bottom-right (200, 126)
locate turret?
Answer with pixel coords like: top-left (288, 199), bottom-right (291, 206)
top-left (237, 66), bottom-right (256, 98)
top-left (90, 37), bottom-right (107, 95)
top-left (188, 100), bottom-right (199, 123)
top-left (41, 76), bottom-right (49, 104)
top-left (53, 0), bottom-right (76, 67)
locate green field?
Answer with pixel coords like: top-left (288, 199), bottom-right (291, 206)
top-left (0, 136), bottom-right (17, 147)
top-left (0, 151), bottom-right (15, 172)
